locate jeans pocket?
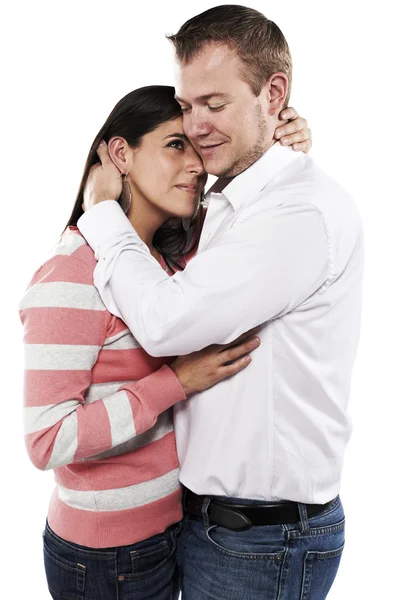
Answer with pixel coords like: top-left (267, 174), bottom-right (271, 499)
top-left (130, 539), bottom-right (174, 577)
top-left (300, 543), bottom-right (345, 600)
top-left (117, 532), bottom-right (179, 600)
top-left (121, 527), bottom-right (179, 581)
top-left (43, 534), bottom-right (86, 600)
top-left (205, 524), bottom-right (286, 561)
top-left (197, 524), bottom-right (286, 600)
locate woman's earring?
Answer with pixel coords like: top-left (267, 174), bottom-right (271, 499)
top-left (118, 174), bottom-right (132, 214)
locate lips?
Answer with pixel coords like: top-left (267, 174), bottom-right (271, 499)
top-left (175, 184), bottom-right (197, 193)
top-left (198, 142), bottom-right (225, 157)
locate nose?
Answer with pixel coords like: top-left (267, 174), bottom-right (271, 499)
top-left (185, 145), bottom-right (206, 176)
top-left (184, 110), bottom-right (213, 140)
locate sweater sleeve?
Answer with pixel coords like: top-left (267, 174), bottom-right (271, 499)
top-left (20, 254), bottom-right (186, 471)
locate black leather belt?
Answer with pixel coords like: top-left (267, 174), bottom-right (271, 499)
top-left (183, 488), bottom-right (333, 531)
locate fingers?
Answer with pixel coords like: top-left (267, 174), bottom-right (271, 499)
top-left (220, 326), bottom-right (261, 350)
top-left (275, 117), bottom-right (307, 140)
top-left (278, 128), bottom-right (311, 148)
top-left (221, 336), bottom-right (260, 364)
top-left (291, 138), bottom-right (312, 154)
top-left (279, 107), bottom-right (298, 121)
top-left (96, 139), bottom-right (113, 166)
top-left (220, 354), bottom-right (252, 377)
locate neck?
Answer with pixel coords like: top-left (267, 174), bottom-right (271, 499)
top-left (128, 214), bottom-right (159, 250)
top-left (125, 187), bottom-right (167, 257)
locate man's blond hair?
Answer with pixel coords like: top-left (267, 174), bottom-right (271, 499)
top-left (167, 5), bottom-right (292, 107)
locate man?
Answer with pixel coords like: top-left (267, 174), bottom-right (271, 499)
top-left (78, 5), bottom-right (363, 599)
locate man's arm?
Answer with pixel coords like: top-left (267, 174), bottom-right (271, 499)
top-left (78, 200), bottom-right (331, 356)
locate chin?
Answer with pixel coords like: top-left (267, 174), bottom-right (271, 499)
top-left (170, 207), bottom-right (195, 220)
top-left (203, 156), bottom-right (233, 178)
top-left (207, 164), bottom-right (234, 178)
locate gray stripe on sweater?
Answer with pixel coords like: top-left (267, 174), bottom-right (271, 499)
top-left (104, 330), bottom-right (141, 350)
top-left (24, 344), bottom-right (100, 370)
top-left (103, 390), bottom-right (136, 447)
top-left (53, 235), bottom-right (87, 256)
top-left (20, 282), bottom-right (105, 311)
top-left (24, 399), bottom-right (80, 434)
top-left (57, 468), bottom-right (180, 511)
top-left (84, 380), bottom-right (133, 404)
top-left (46, 412), bottom-right (79, 470)
top-left (86, 409), bottom-right (173, 460)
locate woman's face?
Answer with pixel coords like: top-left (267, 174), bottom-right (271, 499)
top-left (128, 116), bottom-right (207, 220)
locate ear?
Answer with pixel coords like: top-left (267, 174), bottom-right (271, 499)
top-left (263, 73), bottom-right (288, 117)
top-left (108, 137), bottom-right (132, 175)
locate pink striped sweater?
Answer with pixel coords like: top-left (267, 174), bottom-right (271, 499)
top-left (20, 227), bottom-right (187, 548)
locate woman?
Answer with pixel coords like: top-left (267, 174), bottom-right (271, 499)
top-left (20, 85), bottom-right (311, 600)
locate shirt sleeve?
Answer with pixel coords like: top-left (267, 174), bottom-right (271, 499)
top-left (20, 253), bottom-right (186, 471)
top-left (78, 200), bottom-right (332, 356)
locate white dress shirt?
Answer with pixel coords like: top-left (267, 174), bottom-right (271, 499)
top-left (78, 143), bottom-right (364, 504)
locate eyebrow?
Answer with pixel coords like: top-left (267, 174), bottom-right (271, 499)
top-left (163, 133), bottom-right (188, 141)
top-left (175, 93), bottom-right (230, 103)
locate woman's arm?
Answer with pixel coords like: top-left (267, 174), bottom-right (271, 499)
top-left (20, 253), bottom-right (187, 471)
top-left (21, 251), bottom-right (261, 470)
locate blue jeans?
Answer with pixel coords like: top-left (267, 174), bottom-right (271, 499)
top-left (43, 521), bottom-right (181, 600)
top-left (177, 495), bottom-right (345, 600)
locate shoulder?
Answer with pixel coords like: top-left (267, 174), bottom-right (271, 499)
top-left (285, 155), bottom-right (360, 219)
top-left (20, 229), bottom-right (105, 313)
top-left (270, 155), bottom-right (364, 273)
top-left (53, 227), bottom-right (97, 270)
top-left (257, 154), bottom-right (362, 238)
top-left (31, 229), bottom-right (96, 284)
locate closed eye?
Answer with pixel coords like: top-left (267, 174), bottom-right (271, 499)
top-left (208, 105), bottom-right (226, 111)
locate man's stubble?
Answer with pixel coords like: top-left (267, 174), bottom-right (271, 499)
top-left (216, 102), bottom-right (270, 179)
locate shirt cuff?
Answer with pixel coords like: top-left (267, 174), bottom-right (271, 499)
top-left (78, 201), bottom-right (139, 252)
top-left (125, 364), bottom-right (187, 415)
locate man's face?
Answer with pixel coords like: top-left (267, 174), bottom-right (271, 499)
top-left (175, 42), bottom-right (273, 178)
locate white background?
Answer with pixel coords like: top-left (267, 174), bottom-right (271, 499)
top-left (1, 1), bottom-right (398, 598)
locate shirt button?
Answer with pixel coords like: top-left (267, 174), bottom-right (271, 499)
top-left (118, 576), bottom-right (124, 581)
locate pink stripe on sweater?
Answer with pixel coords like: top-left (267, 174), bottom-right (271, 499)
top-left (55, 432), bottom-right (179, 491)
top-left (126, 366), bottom-right (185, 435)
top-left (71, 244), bottom-right (98, 268)
top-left (91, 349), bottom-right (166, 382)
top-left (25, 422), bottom-right (63, 470)
top-left (22, 307), bottom-right (105, 345)
top-left (48, 487), bottom-right (183, 548)
top-left (31, 255), bottom-right (93, 286)
top-left (105, 315), bottom-right (133, 337)
top-left (75, 400), bottom-right (112, 460)
top-left (24, 370), bottom-right (89, 407)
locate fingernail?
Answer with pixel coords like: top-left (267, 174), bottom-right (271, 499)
top-left (282, 139), bottom-right (289, 145)
top-left (293, 144), bottom-right (299, 151)
top-left (275, 132), bottom-right (281, 139)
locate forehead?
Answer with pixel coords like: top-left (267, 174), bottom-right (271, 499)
top-left (144, 116), bottom-right (184, 141)
top-left (174, 42), bottom-right (244, 101)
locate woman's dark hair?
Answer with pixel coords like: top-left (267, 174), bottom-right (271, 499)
top-left (64, 85), bottom-right (201, 271)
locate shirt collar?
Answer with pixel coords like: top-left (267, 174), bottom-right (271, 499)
top-left (206, 142), bottom-right (303, 211)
